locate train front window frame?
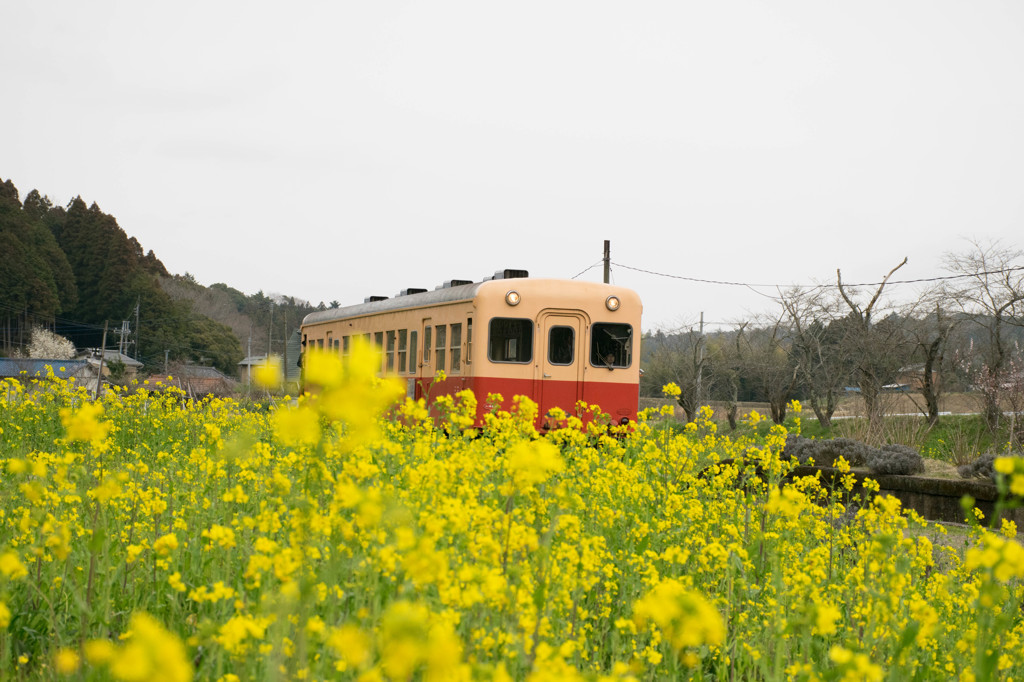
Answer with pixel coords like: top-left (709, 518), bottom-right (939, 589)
top-left (548, 326), bottom-right (574, 366)
top-left (488, 318), bottom-right (533, 364)
top-left (590, 323), bottom-right (633, 369)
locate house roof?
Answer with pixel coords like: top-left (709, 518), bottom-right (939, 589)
top-left (0, 359), bottom-right (90, 379)
top-left (148, 366), bottom-right (237, 396)
top-left (238, 355), bottom-right (272, 367)
top-left (79, 350), bottom-right (144, 368)
top-left (176, 365), bottom-right (232, 380)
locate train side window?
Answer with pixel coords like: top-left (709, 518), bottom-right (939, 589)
top-left (548, 326), bottom-right (574, 365)
top-left (342, 336), bottom-right (350, 357)
top-left (317, 339), bottom-right (324, 348)
top-left (450, 323), bottom-right (462, 372)
top-left (423, 326), bottom-right (432, 365)
top-left (488, 318), bottom-right (533, 363)
top-left (409, 331), bottom-right (418, 373)
top-left (435, 325), bottom-right (447, 371)
top-left (334, 339), bottom-right (340, 351)
top-left (398, 330), bottom-right (408, 373)
top-left (466, 319), bottom-right (472, 364)
top-left (385, 331), bottom-right (396, 372)
top-left (590, 323), bottom-right (633, 369)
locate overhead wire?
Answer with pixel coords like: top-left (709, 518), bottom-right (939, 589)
top-left (570, 260), bottom-right (604, 280)
top-left (611, 262), bottom-right (1024, 290)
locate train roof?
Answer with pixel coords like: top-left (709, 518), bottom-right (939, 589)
top-left (301, 278), bottom-right (638, 327)
top-left (302, 281), bottom-right (485, 326)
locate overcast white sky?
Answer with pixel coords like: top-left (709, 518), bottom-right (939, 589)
top-left (4, 1), bottom-right (1023, 331)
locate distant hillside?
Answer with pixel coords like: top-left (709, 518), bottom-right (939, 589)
top-left (0, 177), bottom-right (242, 375)
top-left (159, 275), bottom-right (315, 362)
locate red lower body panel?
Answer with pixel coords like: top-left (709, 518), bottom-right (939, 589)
top-left (412, 375), bottom-right (638, 429)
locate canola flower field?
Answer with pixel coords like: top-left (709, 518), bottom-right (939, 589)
top-left (1, 344), bottom-right (1023, 682)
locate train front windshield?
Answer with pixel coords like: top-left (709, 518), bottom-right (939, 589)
top-left (590, 323), bottom-right (632, 368)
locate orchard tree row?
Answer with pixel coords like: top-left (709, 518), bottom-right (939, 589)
top-left (642, 242), bottom-right (1024, 444)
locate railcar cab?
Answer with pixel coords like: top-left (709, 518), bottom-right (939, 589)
top-left (472, 273), bottom-right (640, 430)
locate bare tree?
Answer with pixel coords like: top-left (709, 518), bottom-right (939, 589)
top-left (901, 294), bottom-right (958, 427)
top-left (641, 324), bottom-right (710, 423)
top-left (942, 239), bottom-right (1024, 431)
top-left (736, 319), bottom-right (799, 424)
top-left (777, 286), bottom-right (850, 428)
top-left (835, 258), bottom-right (912, 436)
top-left (706, 325), bottom-right (746, 430)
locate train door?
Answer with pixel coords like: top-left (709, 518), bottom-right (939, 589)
top-left (537, 312), bottom-right (585, 424)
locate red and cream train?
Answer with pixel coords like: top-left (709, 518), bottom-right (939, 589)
top-left (299, 270), bottom-right (642, 429)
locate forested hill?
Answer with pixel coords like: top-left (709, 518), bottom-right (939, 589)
top-left (0, 177), bottom-right (309, 377)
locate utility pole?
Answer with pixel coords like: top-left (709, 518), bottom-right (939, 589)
top-left (696, 312), bottom-right (705, 408)
top-left (134, 298), bottom-right (140, 361)
top-left (247, 329), bottom-right (252, 384)
top-left (282, 309), bottom-right (289, 390)
top-left (603, 240), bottom-right (611, 284)
top-left (114, 320), bottom-right (130, 355)
top-left (95, 321), bottom-right (108, 400)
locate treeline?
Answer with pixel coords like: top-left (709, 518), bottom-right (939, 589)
top-left (0, 178), bottom-right (242, 375)
top-left (641, 247), bottom-right (1024, 444)
top-left (160, 274), bottom-right (316, 363)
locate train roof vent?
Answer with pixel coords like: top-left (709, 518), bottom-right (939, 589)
top-left (484, 268), bottom-right (529, 281)
top-left (364, 295), bottom-right (389, 303)
top-left (398, 288), bottom-right (427, 297)
top-left (435, 279), bottom-right (473, 290)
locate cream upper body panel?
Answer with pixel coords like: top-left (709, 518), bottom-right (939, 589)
top-left (300, 278), bottom-right (642, 381)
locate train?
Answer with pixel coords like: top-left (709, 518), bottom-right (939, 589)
top-left (299, 269), bottom-right (642, 430)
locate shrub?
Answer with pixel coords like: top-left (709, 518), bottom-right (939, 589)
top-left (785, 435), bottom-right (925, 476)
top-left (957, 453), bottom-right (997, 481)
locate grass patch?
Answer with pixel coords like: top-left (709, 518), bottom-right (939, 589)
top-left (797, 413), bottom-right (1020, 466)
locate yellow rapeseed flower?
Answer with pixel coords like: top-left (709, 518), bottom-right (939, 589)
top-left (506, 439), bottom-right (564, 490)
top-left (0, 550), bottom-right (28, 580)
top-left (253, 356), bottom-right (283, 389)
top-left (327, 624), bottom-right (371, 670)
top-left (272, 406), bottom-right (321, 447)
top-left (54, 648), bottom-right (80, 674)
top-left (95, 612), bottom-right (192, 682)
top-left (61, 402), bottom-right (111, 444)
top-left (633, 579), bottom-right (724, 656)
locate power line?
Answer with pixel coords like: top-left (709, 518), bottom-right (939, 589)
top-left (612, 262), bottom-right (1024, 290)
top-left (570, 260), bottom-right (604, 280)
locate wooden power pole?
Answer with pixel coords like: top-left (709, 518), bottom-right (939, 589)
top-left (94, 321), bottom-right (108, 400)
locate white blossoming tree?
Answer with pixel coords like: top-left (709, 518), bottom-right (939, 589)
top-left (27, 327), bottom-right (76, 360)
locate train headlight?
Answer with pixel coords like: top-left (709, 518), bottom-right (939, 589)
top-left (505, 290), bottom-right (521, 306)
top-left (605, 295), bottom-right (621, 311)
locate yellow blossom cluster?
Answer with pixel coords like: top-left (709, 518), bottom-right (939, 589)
top-left (0, 367), bottom-right (1023, 681)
